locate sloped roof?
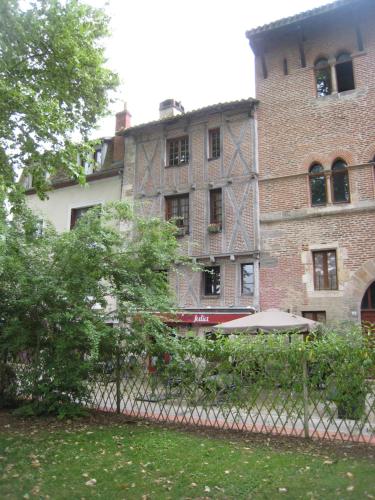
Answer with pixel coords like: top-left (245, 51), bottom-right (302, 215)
top-left (246, 0), bottom-right (357, 39)
top-left (119, 98), bottom-right (258, 136)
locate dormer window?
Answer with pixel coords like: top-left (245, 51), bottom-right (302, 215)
top-left (94, 149), bottom-right (102, 167)
top-left (335, 52), bottom-right (355, 92)
top-left (315, 58), bottom-right (331, 96)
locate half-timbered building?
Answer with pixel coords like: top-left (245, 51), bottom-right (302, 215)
top-left (121, 99), bottom-right (259, 335)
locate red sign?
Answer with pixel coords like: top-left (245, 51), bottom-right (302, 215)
top-left (165, 312), bottom-right (250, 325)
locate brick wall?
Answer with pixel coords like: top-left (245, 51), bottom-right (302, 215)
top-left (254, 1), bottom-right (375, 322)
top-left (125, 103), bottom-right (260, 311)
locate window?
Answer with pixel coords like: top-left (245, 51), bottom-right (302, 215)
top-left (302, 311), bottom-right (326, 323)
top-left (70, 205), bottom-right (96, 229)
top-left (165, 194), bottom-right (189, 234)
top-left (241, 263), bottom-right (254, 295)
top-left (35, 219), bottom-right (44, 237)
top-left (315, 58), bottom-right (331, 96)
top-left (336, 52), bottom-right (355, 93)
top-left (94, 149), bottom-right (102, 167)
top-left (203, 266), bottom-right (221, 296)
top-left (309, 163), bottom-right (327, 206)
top-left (313, 250), bottom-right (338, 290)
top-left (209, 188), bottom-right (222, 226)
top-left (79, 156), bottom-right (94, 175)
top-left (208, 128), bottom-right (220, 159)
top-left (331, 159), bottom-right (350, 203)
top-left (167, 136), bottom-right (189, 166)
top-left (23, 174), bottom-right (33, 189)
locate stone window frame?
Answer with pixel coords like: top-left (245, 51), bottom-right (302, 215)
top-left (303, 243), bottom-right (343, 294)
top-left (312, 249), bottom-right (338, 291)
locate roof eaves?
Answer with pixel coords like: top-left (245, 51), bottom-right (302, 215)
top-left (119, 98), bottom-right (258, 136)
top-left (246, 0), bottom-right (356, 40)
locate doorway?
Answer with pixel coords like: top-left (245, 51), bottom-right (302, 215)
top-left (361, 281), bottom-right (375, 324)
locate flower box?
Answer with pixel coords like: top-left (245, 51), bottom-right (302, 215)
top-left (207, 223), bottom-right (221, 234)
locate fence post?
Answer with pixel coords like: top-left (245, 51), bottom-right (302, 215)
top-left (115, 348), bottom-right (121, 414)
top-left (302, 339), bottom-right (310, 439)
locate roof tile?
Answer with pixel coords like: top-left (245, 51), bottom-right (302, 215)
top-left (246, 0), bottom-right (357, 39)
top-left (120, 98), bottom-right (257, 135)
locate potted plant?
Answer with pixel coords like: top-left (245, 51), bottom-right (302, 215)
top-left (207, 223), bottom-right (221, 234)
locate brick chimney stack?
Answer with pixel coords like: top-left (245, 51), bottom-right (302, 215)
top-left (159, 99), bottom-right (184, 119)
top-left (113, 103), bottom-right (131, 164)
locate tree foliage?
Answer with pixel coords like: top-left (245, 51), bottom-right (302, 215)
top-left (0, 202), bottom-right (185, 416)
top-left (139, 327), bottom-right (374, 421)
top-left (0, 0), bottom-right (119, 199)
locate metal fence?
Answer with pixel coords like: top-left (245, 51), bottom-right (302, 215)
top-left (86, 351), bottom-right (375, 445)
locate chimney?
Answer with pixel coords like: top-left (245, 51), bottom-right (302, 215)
top-left (113, 103), bottom-right (131, 164)
top-left (159, 99), bottom-right (184, 119)
top-left (115, 102), bottom-right (132, 133)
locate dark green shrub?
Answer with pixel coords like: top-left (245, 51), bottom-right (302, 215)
top-left (0, 363), bottom-right (17, 408)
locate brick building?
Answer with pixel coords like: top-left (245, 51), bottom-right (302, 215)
top-left (246, 0), bottom-right (375, 324)
top-left (121, 99), bottom-right (259, 335)
top-left (25, 0), bottom-right (375, 330)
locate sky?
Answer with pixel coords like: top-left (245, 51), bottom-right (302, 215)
top-left (88, 0), bottom-right (332, 136)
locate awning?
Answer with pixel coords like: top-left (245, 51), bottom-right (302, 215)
top-left (164, 311), bottom-right (252, 326)
top-left (212, 308), bottom-right (318, 333)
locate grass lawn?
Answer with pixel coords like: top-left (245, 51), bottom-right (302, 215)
top-left (0, 411), bottom-right (374, 499)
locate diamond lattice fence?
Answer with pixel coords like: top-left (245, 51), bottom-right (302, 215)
top-left (86, 344), bottom-right (375, 444)
top-left (6, 332), bottom-right (374, 445)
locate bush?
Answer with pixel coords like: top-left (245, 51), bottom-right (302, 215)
top-left (145, 326), bottom-right (374, 419)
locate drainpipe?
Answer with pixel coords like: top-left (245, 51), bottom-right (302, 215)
top-left (251, 102), bottom-right (261, 312)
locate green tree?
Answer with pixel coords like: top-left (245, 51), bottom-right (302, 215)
top-left (0, 202), bottom-right (185, 417)
top-left (0, 0), bottom-right (119, 200)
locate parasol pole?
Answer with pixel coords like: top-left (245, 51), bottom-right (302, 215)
top-left (302, 331), bottom-right (310, 439)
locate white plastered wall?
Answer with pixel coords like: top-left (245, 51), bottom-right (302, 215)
top-left (26, 176), bottom-right (123, 233)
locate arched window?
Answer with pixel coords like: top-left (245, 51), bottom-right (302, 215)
top-left (332, 159), bottom-right (350, 203)
top-left (309, 163), bottom-right (327, 206)
top-left (315, 58), bottom-right (331, 96)
top-left (336, 52), bottom-right (355, 92)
